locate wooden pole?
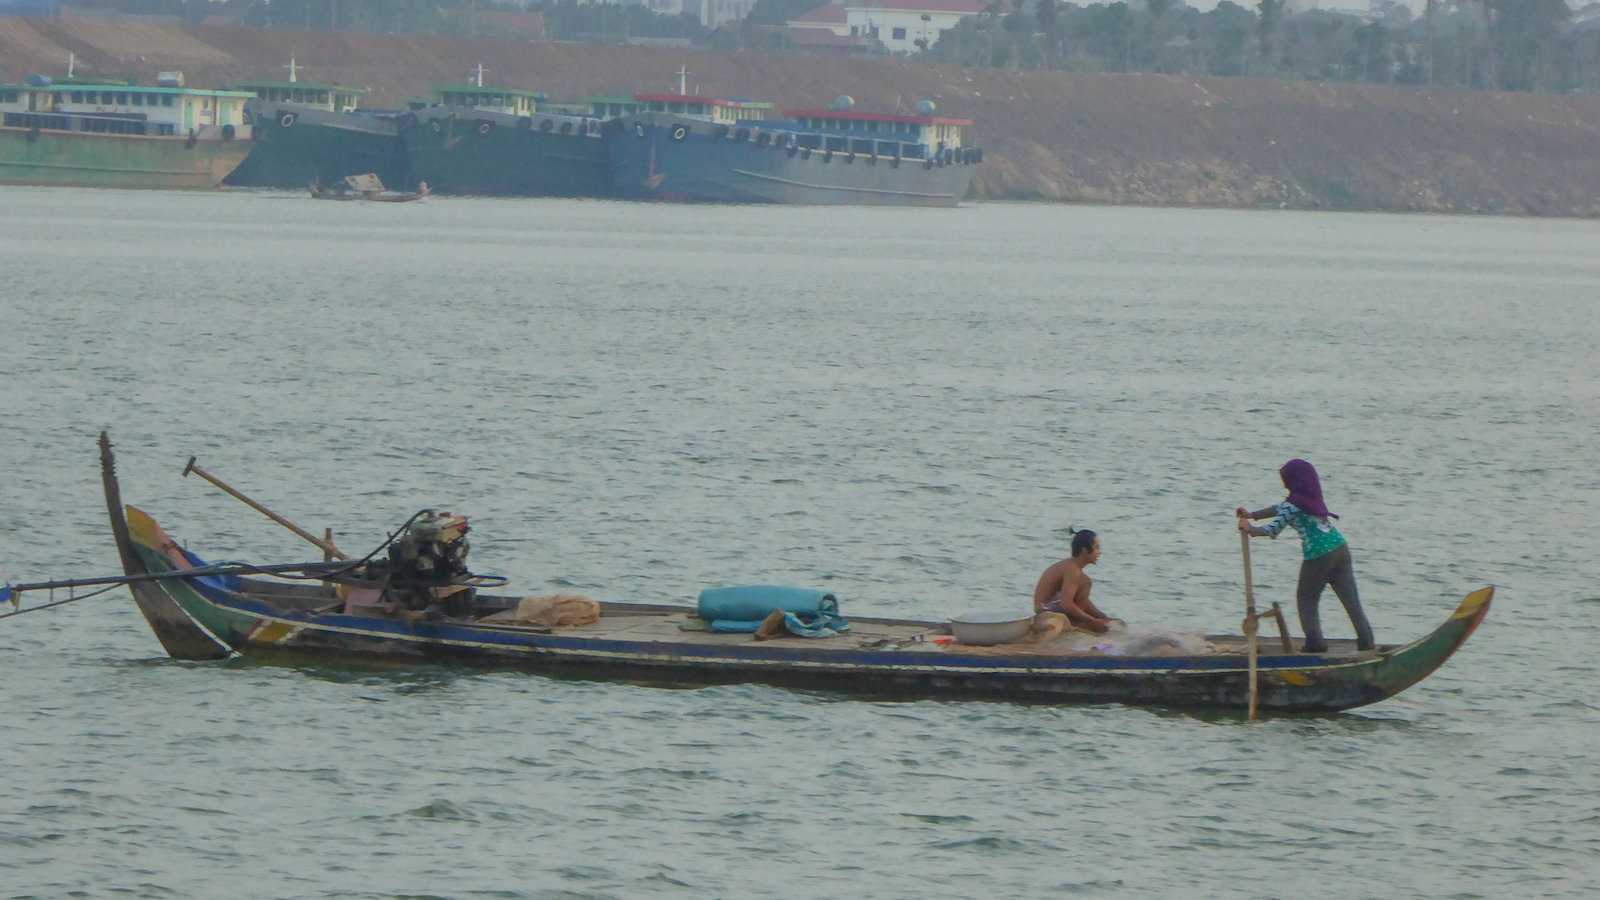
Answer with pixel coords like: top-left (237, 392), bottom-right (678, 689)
top-left (323, 527), bottom-right (338, 598)
top-left (1240, 520), bottom-right (1260, 722)
top-left (182, 457), bottom-right (348, 560)
top-left (1269, 602), bottom-right (1293, 654)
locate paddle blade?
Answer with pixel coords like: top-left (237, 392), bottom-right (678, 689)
top-left (1, 583), bottom-right (13, 610)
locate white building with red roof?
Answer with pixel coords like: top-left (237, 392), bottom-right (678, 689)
top-left (787, 0), bottom-right (987, 54)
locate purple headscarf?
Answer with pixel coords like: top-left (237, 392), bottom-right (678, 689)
top-left (1280, 458), bottom-right (1338, 520)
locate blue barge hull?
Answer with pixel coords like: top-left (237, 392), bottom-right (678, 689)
top-left (606, 114), bottom-right (977, 206)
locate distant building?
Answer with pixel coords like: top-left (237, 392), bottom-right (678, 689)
top-left (783, 21), bottom-right (879, 55)
top-left (789, 0), bottom-right (986, 55)
top-left (640, 0), bottom-right (754, 28)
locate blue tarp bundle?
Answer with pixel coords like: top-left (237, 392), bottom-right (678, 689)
top-left (696, 585), bottom-right (849, 638)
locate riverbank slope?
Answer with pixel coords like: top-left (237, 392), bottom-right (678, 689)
top-left (4, 15), bottom-right (1598, 215)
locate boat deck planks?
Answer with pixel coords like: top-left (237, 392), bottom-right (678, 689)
top-left (475, 604), bottom-right (1377, 660)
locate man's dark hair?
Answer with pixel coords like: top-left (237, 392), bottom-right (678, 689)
top-left (1070, 529), bottom-right (1097, 558)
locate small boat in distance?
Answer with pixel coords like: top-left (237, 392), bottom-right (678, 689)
top-left (310, 172), bottom-right (428, 202)
top-left (0, 435), bottom-right (1493, 716)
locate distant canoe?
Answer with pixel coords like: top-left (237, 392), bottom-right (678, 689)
top-left (309, 172), bottom-right (426, 202)
top-left (100, 445), bottom-right (1489, 714)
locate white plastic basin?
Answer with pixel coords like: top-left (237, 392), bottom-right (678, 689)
top-left (949, 609), bottom-right (1033, 645)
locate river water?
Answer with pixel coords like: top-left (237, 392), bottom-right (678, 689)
top-left (0, 187), bottom-right (1596, 899)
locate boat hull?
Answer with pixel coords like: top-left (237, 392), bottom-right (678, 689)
top-left (0, 123), bottom-right (251, 190)
top-left (398, 106), bottom-right (609, 197)
top-left (607, 114), bottom-right (978, 206)
top-left (117, 501), bottom-right (1492, 714)
top-left (226, 101), bottom-right (409, 189)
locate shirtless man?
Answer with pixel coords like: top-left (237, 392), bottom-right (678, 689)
top-left (1032, 530), bottom-right (1119, 634)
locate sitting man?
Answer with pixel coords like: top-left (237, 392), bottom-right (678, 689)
top-left (1032, 529), bottom-right (1120, 634)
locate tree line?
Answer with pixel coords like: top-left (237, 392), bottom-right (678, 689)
top-left (925, 1), bottom-right (1595, 93)
top-left (56, 0), bottom-right (1600, 94)
top-left (62, 0), bottom-right (704, 38)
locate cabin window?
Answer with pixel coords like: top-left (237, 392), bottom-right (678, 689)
top-left (689, 103), bottom-right (704, 115)
top-left (116, 93), bottom-right (128, 105)
top-left (868, 26), bottom-right (879, 38)
top-left (133, 94), bottom-right (144, 106)
top-left (892, 27), bottom-right (906, 39)
top-left (163, 96), bottom-right (174, 107)
top-left (850, 25), bottom-right (858, 35)
top-left (71, 91), bottom-right (84, 103)
top-left (669, 102), bottom-right (684, 113)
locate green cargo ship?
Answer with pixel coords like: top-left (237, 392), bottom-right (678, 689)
top-left (398, 76), bottom-right (609, 197)
top-left (226, 62), bottom-right (410, 189)
top-left (0, 76), bottom-right (252, 190)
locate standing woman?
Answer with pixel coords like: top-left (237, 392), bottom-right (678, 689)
top-left (1238, 459), bottom-right (1376, 653)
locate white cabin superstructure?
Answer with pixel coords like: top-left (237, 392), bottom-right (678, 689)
top-left (431, 85), bottom-right (540, 117)
top-left (0, 80), bottom-right (250, 135)
top-left (632, 93), bottom-right (774, 125)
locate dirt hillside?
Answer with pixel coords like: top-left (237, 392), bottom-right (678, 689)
top-left (5, 14), bottom-right (1599, 215)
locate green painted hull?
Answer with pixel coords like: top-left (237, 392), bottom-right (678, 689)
top-left (399, 108), bottom-right (610, 197)
top-left (0, 126), bottom-right (250, 190)
top-left (226, 103), bottom-right (409, 189)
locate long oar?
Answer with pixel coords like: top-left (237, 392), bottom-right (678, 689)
top-left (183, 457), bottom-right (347, 560)
top-left (1239, 519), bottom-right (1261, 722)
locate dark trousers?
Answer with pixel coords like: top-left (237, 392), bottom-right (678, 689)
top-left (1296, 544), bottom-right (1375, 651)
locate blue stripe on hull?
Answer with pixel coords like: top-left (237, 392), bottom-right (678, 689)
top-left (163, 575), bottom-right (1423, 711)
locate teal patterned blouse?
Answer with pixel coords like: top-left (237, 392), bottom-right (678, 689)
top-left (1261, 501), bottom-right (1347, 560)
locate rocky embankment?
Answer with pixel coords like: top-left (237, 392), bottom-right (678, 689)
top-left (5, 14), bottom-right (1600, 215)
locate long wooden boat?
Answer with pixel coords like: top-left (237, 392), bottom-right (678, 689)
top-left (90, 440), bottom-right (1492, 714)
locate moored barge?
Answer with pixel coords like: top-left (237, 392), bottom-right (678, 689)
top-left (397, 72), bottom-right (609, 197)
top-left (0, 74), bottom-right (251, 190)
top-left (226, 61), bottom-right (410, 190)
top-left (606, 90), bottom-right (981, 206)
